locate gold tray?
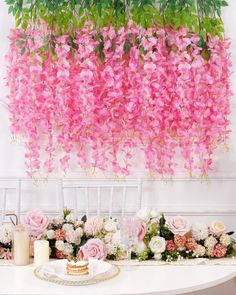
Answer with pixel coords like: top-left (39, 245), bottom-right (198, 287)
top-left (34, 264), bottom-right (120, 286)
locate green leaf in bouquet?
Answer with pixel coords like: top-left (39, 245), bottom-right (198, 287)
top-left (81, 214), bottom-right (87, 223)
top-left (160, 226), bottom-right (174, 240)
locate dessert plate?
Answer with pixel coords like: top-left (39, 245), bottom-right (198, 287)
top-left (40, 259), bottom-right (112, 282)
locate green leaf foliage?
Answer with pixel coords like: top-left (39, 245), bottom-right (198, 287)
top-left (5, 0), bottom-right (229, 40)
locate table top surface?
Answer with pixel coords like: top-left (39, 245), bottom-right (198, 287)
top-left (0, 262), bottom-right (236, 295)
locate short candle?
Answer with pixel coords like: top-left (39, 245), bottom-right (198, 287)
top-left (34, 240), bottom-right (49, 267)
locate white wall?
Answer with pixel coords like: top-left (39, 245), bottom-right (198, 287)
top-left (0, 2), bottom-right (236, 293)
top-left (0, 1), bottom-right (236, 228)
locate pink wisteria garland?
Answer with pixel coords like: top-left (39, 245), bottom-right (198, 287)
top-left (6, 23), bottom-right (232, 178)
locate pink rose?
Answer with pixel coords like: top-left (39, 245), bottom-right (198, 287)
top-left (80, 238), bottom-right (107, 260)
top-left (84, 217), bottom-right (104, 236)
top-left (24, 210), bottom-right (49, 237)
top-left (169, 216), bottom-right (190, 236)
top-left (137, 220), bottom-right (147, 241)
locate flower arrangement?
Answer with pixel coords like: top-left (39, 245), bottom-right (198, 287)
top-left (44, 211), bottom-right (122, 260)
top-left (133, 210), bottom-right (236, 261)
top-left (0, 209), bottom-right (235, 262)
top-left (43, 209), bottom-right (85, 259)
top-left (5, 1), bottom-right (232, 178)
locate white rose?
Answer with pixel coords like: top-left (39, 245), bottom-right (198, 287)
top-left (210, 221), bottom-right (226, 235)
top-left (204, 236), bottom-right (217, 248)
top-left (65, 213), bottom-right (76, 223)
top-left (149, 236), bottom-right (166, 254)
top-left (45, 229), bottom-right (55, 239)
top-left (62, 223), bottom-right (74, 232)
top-left (55, 240), bottom-right (65, 251)
top-left (220, 233), bottom-right (231, 247)
top-left (0, 224), bottom-right (13, 244)
top-left (63, 243), bottom-right (74, 256)
top-left (134, 241), bottom-right (147, 254)
top-left (150, 209), bottom-right (159, 218)
top-left (104, 219), bottom-right (117, 233)
top-left (75, 227), bottom-right (84, 238)
top-left (137, 208), bottom-right (151, 222)
top-left (192, 223), bottom-right (209, 241)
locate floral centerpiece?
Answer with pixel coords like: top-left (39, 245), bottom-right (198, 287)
top-left (133, 209), bottom-right (236, 261)
top-left (0, 208), bottom-right (235, 262)
top-left (44, 210), bottom-right (122, 260)
top-left (82, 216), bottom-right (123, 260)
top-left (43, 208), bottom-right (85, 259)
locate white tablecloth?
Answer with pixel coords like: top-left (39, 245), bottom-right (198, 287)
top-left (0, 259), bottom-right (235, 295)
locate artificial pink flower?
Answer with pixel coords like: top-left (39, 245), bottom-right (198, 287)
top-left (137, 220), bottom-right (147, 241)
top-left (174, 235), bottom-right (187, 250)
top-left (213, 243), bottom-right (227, 258)
top-left (54, 229), bottom-right (66, 241)
top-left (84, 216), bottom-right (104, 236)
top-left (6, 24), bottom-right (231, 178)
top-left (80, 238), bottom-right (107, 260)
top-left (185, 238), bottom-right (197, 251)
top-left (169, 216), bottom-right (190, 236)
top-left (166, 240), bottom-right (177, 252)
top-left (23, 210), bottom-right (48, 237)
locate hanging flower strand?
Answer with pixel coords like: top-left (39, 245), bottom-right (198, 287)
top-left (6, 21), bottom-right (232, 178)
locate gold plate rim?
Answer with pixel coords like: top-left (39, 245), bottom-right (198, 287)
top-left (34, 264), bottom-right (120, 286)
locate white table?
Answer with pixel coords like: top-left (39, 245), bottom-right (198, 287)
top-left (0, 263), bottom-right (235, 295)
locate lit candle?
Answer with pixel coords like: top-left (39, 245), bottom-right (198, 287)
top-left (34, 240), bottom-right (50, 266)
top-left (13, 225), bottom-right (30, 266)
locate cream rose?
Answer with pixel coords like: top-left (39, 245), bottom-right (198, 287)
top-left (149, 236), bottom-right (166, 254)
top-left (210, 221), bottom-right (226, 235)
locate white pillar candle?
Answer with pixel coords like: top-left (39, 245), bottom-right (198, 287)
top-left (13, 225), bottom-right (30, 266)
top-left (34, 240), bottom-right (49, 266)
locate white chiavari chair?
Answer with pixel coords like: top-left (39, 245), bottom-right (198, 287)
top-left (58, 179), bottom-right (143, 218)
top-left (0, 178), bottom-right (143, 220)
top-left (0, 179), bottom-right (21, 223)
